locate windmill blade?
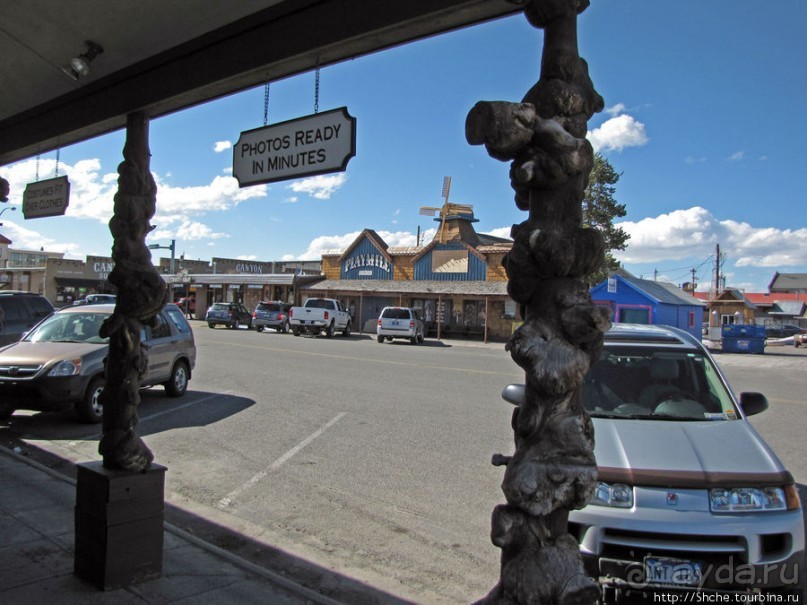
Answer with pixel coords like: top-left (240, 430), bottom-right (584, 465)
top-left (419, 206), bottom-right (439, 217)
top-left (441, 176), bottom-right (451, 200)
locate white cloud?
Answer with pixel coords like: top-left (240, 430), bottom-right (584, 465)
top-left (214, 141), bottom-right (232, 153)
top-left (587, 114), bottom-right (649, 153)
top-left (727, 151), bottom-right (744, 162)
top-left (605, 103), bottom-right (626, 117)
top-left (283, 228), bottom-right (438, 261)
top-left (287, 174), bottom-right (347, 200)
top-left (615, 206), bottom-right (807, 269)
top-left (481, 227), bottom-right (513, 240)
top-left (0, 219), bottom-right (83, 258)
top-left (685, 156), bottom-right (706, 164)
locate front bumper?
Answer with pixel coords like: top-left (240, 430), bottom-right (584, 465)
top-left (0, 375), bottom-right (89, 412)
top-left (569, 486), bottom-right (805, 590)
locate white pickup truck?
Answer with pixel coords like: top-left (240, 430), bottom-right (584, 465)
top-left (288, 298), bottom-right (352, 337)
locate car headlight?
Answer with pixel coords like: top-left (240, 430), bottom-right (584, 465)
top-left (47, 358), bottom-right (82, 377)
top-left (590, 482), bottom-right (633, 508)
top-left (709, 486), bottom-right (801, 512)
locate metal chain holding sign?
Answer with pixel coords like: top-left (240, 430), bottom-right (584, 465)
top-left (54, 148), bottom-right (60, 177)
top-left (314, 57), bottom-right (320, 114)
top-left (466, 0), bottom-right (608, 603)
top-left (263, 82), bottom-right (271, 126)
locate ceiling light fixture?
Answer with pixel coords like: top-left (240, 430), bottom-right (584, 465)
top-left (62, 40), bottom-right (104, 81)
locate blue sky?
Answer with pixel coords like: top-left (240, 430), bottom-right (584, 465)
top-left (1, 1), bottom-right (805, 293)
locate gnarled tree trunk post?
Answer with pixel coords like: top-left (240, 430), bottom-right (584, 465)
top-left (466, 1), bottom-right (610, 603)
top-left (99, 112), bottom-right (167, 472)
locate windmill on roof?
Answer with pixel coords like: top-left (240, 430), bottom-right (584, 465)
top-left (419, 177), bottom-right (477, 244)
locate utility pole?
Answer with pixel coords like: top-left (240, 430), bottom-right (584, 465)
top-left (691, 267), bottom-right (697, 291)
top-left (713, 243), bottom-right (721, 296)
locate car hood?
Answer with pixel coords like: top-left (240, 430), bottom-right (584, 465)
top-left (592, 417), bottom-right (791, 487)
top-left (0, 340), bottom-right (106, 365)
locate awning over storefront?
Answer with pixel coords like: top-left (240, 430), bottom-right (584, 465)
top-left (299, 279), bottom-right (509, 297)
top-left (55, 277), bottom-right (116, 290)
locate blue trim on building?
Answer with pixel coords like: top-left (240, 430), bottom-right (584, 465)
top-left (413, 242), bottom-right (487, 281)
top-left (341, 236), bottom-right (392, 280)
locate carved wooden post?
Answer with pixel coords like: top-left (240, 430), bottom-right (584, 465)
top-left (98, 112), bottom-right (167, 472)
top-left (466, 1), bottom-right (610, 603)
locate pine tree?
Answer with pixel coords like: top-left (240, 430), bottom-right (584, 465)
top-left (583, 153), bottom-right (629, 285)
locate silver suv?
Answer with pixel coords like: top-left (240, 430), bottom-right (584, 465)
top-left (503, 323), bottom-right (803, 599)
top-left (0, 303), bottom-right (195, 423)
top-left (376, 307), bottom-right (425, 344)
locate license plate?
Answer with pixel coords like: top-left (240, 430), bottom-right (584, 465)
top-left (644, 556), bottom-right (702, 586)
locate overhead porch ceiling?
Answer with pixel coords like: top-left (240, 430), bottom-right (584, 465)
top-left (0, 0), bottom-right (521, 166)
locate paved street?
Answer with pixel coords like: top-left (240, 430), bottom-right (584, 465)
top-left (1, 326), bottom-right (805, 604)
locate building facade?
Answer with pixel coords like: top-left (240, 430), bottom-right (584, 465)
top-left (298, 207), bottom-right (519, 341)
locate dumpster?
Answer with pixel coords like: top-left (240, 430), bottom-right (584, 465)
top-left (721, 324), bottom-right (765, 354)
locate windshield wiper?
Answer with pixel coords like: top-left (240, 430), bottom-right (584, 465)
top-left (620, 413), bottom-right (702, 421)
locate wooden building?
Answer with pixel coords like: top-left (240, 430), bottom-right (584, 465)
top-left (299, 207), bottom-right (518, 341)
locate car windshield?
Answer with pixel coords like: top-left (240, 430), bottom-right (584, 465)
top-left (24, 312), bottom-right (111, 344)
top-left (583, 346), bottom-right (738, 421)
top-left (210, 303), bottom-right (230, 311)
top-left (382, 308), bottom-right (411, 319)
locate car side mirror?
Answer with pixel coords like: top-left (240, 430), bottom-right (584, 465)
top-left (739, 392), bottom-right (769, 417)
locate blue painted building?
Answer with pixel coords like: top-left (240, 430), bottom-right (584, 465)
top-left (590, 274), bottom-right (706, 339)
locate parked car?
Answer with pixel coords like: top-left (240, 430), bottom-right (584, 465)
top-left (376, 306), bottom-right (425, 344)
top-left (175, 296), bottom-right (196, 317)
top-left (502, 323), bottom-right (803, 598)
top-left (0, 303), bottom-right (196, 423)
top-left (0, 291), bottom-right (55, 347)
top-left (252, 301), bottom-right (291, 333)
top-left (288, 298), bottom-right (351, 337)
top-left (73, 294), bottom-right (117, 306)
top-left (764, 323), bottom-right (806, 339)
top-left (205, 302), bottom-right (252, 329)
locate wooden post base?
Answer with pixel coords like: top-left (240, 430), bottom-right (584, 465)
top-left (74, 461), bottom-right (166, 590)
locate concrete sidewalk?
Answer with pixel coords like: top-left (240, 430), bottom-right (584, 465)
top-left (0, 445), bottom-right (344, 605)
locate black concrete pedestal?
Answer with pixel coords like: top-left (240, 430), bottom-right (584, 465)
top-left (74, 461), bottom-right (167, 590)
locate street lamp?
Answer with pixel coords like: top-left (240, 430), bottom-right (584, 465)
top-left (0, 206), bottom-right (17, 226)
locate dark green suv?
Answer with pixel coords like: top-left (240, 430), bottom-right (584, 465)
top-left (0, 292), bottom-right (55, 346)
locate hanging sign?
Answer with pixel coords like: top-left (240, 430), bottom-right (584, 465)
top-left (233, 107), bottom-right (356, 187)
top-left (22, 175), bottom-right (70, 219)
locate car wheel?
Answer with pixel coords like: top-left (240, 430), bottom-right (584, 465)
top-left (208, 322), bottom-right (215, 328)
top-left (164, 360), bottom-right (189, 398)
top-left (342, 321), bottom-right (351, 337)
top-left (76, 377), bottom-right (104, 424)
top-left (377, 335), bottom-right (384, 343)
top-left (256, 325), bottom-right (264, 332)
top-left (325, 322), bottom-right (335, 338)
top-left (293, 327), bottom-right (300, 336)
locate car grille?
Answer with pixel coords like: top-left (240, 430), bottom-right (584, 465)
top-left (601, 528), bottom-right (746, 558)
top-left (0, 364), bottom-right (42, 379)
